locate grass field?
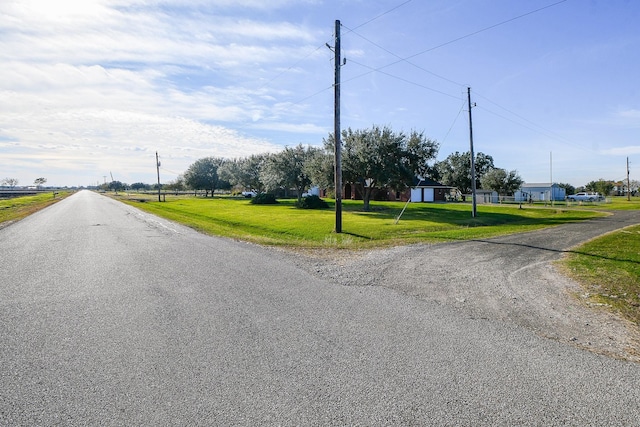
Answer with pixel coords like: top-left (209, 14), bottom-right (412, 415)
top-left (117, 193), bottom-right (605, 249)
top-left (0, 192), bottom-right (70, 226)
top-left (562, 224), bottom-right (640, 326)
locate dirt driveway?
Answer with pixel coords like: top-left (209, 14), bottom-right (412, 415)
top-left (293, 209), bottom-right (640, 362)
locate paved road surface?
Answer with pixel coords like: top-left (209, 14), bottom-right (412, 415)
top-left (1, 190), bottom-right (639, 426)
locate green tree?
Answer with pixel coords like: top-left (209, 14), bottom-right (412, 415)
top-left (163, 176), bottom-right (186, 192)
top-left (33, 177), bottom-right (47, 188)
top-left (109, 180), bottom-right (125, 192)
top-left (435, 151), bottom-right (494, 194)
top-left (304, 150), bottom-right (334, 195)
top-left (184, 157), bottom-right (226, 197)
top-left (1, 178), bottom-right (19, 188)
top-left (130, 182), bottom-right (150, 191)
top-left (557, 182), bottom-right (575, 196)
top-left (260, 145), bottom-right (318, 202)
top-left (327, 125), bottom-right (439, 211)
top-left (479, 168), bottom-right (523, 200)
top-left (219, 154), bottom-right (267, 193)
top-left (586, 179), bottom-right (615, 197)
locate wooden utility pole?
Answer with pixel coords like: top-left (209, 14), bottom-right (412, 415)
top-left (333, 20), bottom-right (343, 233)
top-left (467, 87), bottom-right (477, 218)
top-left (156, 151), bottom-right (161, 202)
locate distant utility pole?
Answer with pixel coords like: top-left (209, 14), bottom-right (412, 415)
top-left (467, 87), bottom-right (477, 218)
top-left (330, 19), bottom-right (344, 233)
top-left (627, 157), bottom-right (631, 201)
top-left (550, 151), bottom-right (553, 206)
top-left (156, 151), bottom-right (162, 202)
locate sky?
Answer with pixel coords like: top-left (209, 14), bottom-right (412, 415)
top-left (1, 0), bottom-right (638, 188)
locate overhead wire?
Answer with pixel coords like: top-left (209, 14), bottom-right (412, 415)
top-left (231, 0), bottom-right (575, 152)
top-left (342, 24), bottom-right (464, 89)
top-left (339, 0), bottom-right (586, 152)
top-left (344, 57), bottom-right (461, 100)
top-left (440, 99), bottom-right (466, 147)
top-left (275, 0), bottom-right (417, 111)
top-left (473, 92), bottom-right (597, 153)
top-left (345, 0), bottom-right (414, 33)
top-left (340, 0), bottom-right (569, 86)
top-left (241, 0), bottom-right (417, 117)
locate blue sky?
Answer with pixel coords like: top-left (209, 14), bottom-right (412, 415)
top-left (1, 0), bottom-right (638, 188)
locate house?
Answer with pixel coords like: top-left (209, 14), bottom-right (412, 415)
top-left (338, 177), bottom-right (453, 202)
top-left (514, 183), bottom-right (566, 202)
top-left (409, 178), bottom-right (454, 202)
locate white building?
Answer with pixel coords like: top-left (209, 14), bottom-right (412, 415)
top-left (514, 183), bottom-right (566, 202)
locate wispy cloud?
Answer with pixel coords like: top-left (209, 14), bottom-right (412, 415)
top-left (2, 0), bottom-right (638, 187)
top-left (0, 0), bottom-right (330, 185)
top-left (601, 145), bottom-right (640, 156)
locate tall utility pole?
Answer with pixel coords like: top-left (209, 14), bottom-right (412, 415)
top-left (627, 157), bottom-right (631, 201)
top-left (156, 151), bottom-right (162, 202)
top-left (333, 19), bottom-right (343, 233)
top-left (467, 87), bottom-right (477, 218)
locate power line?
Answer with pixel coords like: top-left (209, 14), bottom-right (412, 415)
top-left (343, 57), bottom-right (460, 100)
top-left (475, 105), bottom-right (596, 153)
top-left (342, 24), bottom-right (464, 88)
top-left (346, 0), bottom-right (414, 33)
top-left (473, 91), bottom-right (592, 150)
top-left (440, 99), bottom-right (466, 146)
top-left (401, 0), bottom-right (569, 62)
top-left (339, 1), bottom-right (588, 155)
top-left (341, 0), bottom-right (568, 88)
top-left (249, 0), bottom-right (416, 110)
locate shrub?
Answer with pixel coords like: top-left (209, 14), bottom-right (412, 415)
top-left (250, 193), bottom-right (278, 205)
top-left (295, 195), bottom-right (328, 209)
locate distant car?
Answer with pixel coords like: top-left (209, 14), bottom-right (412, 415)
top-left (241, 191), bottom-right (257, 198)
top-left (567, 192), bottom-right (602, 202)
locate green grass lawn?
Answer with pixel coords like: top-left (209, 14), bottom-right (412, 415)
top-left (118, 193), bottom-right (604, 249)
top-left (0, 192), bottom-right (70, 225)
top-left (562, 224), bottom-right (640, 326)
top-left (566, 195), bottom-right (640, 211)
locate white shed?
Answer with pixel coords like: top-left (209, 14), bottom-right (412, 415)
top-left (410, 178), bottom-right (452, 202)
top-left (515, 183), bottom-right (566, 202)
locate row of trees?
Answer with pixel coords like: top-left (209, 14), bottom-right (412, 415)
top-left (171, 126), bottom-right (439, 211)
top-left (167, 125), bottom-right (526, 211)
top-left (1, 177), bottom-right (47, 188)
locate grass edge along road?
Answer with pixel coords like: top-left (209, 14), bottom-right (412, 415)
top-left (0, 192), bottom-right (70, 227)
top-left (561, 224), bottom-right (640, 327)
top-left (116, 193), bottom-right (606, 250)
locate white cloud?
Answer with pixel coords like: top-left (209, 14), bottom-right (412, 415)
top-left (0, 0), bottom-right (333, 185)
top-left (601, 145), bottom-right (640, 156)
top-left (618, 109), bottom-right (640, 120)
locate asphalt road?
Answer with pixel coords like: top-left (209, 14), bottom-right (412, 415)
top-left (1, 190), bottom-right (640, 426)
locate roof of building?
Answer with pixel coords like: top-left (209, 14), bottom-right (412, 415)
top-left (521, 183), bottom-right (560, 188)
top-left (412, 177), bottom-right (451, 188)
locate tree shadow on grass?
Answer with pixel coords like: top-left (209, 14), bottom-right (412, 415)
top-left (470, 239), bottom-right (640, 266)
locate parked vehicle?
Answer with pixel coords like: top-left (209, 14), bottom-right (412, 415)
top-left (566, 192), bottom-right (602, 202)
top-left (241, 191), bottom-right (257, 198)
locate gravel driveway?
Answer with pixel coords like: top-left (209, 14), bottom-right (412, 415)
top-left (291, 209), bottom-right (640, 362)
